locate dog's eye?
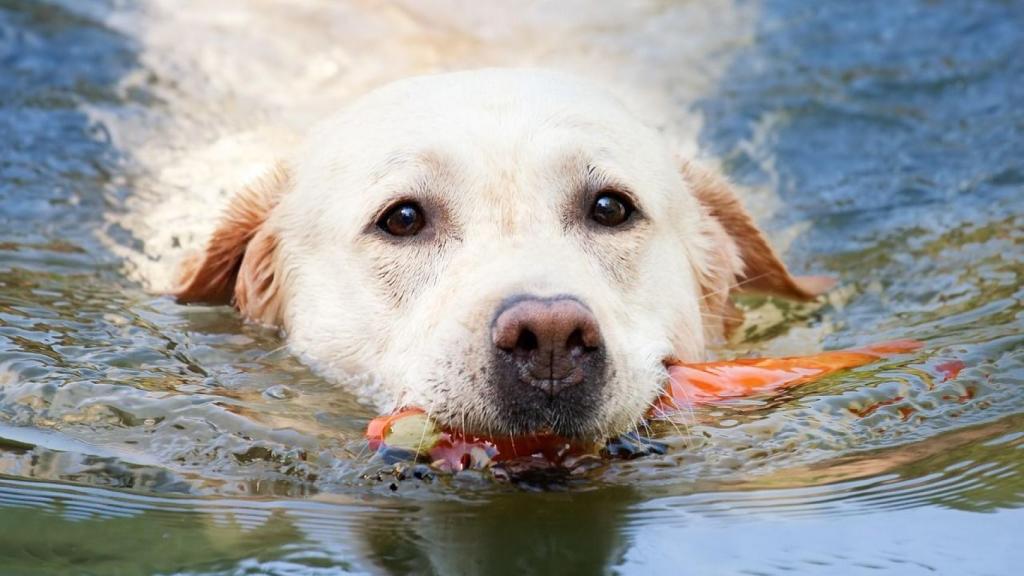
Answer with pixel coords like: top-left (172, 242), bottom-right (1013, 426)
top-left (378, 202), bottom-right (426, 237)
top-left (591, 192), bottom-right (635, 227)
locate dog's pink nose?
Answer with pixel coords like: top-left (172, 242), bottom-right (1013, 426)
top-left (491, 296), bottom-right (603, 396)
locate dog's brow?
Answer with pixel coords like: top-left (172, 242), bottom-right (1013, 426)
top-left (369, 150), bottom-right (451, 184)
top-left (544, 112), bottom-right (607, 134)
top-left (565, 156), bottom-right (628, 193)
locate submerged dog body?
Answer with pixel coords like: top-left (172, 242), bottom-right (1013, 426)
top-left (176, 69), bottom-right (829, 438)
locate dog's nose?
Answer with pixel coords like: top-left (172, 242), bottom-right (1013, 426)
top-left (491, 296), bottom-right (603, 396)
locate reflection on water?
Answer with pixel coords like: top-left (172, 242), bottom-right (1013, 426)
top-left (1, 0), bottom-right (1022, 573)
top-left (1, 426), bottom-right (1021, 575)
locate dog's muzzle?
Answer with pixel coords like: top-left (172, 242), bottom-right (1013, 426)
top-left (488, 295), bottom-right (608, 436)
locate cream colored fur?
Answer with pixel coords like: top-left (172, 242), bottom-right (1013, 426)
top-left (176, 69), bottom-right (827, 438)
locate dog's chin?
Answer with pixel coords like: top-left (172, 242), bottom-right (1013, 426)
top-left (494, 409), bottom-right (605, 440)
top-left (450, 387), bottom-right (605, 440)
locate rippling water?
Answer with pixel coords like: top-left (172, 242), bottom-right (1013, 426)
top-left (1, 0), bottom-right (1022, 574)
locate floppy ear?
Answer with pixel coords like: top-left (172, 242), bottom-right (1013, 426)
top-left (175, 163), bottom-right (292, 326)
top-left (682, 161), bottom-right (835, 305)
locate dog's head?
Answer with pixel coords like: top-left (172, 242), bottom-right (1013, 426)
top-left (176, 69), bottom-right (830, 438)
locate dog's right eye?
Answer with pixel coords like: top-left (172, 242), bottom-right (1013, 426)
top-left (590, 191), bottom-right (635, 227)
top-left (378, 202), bottom-right (426, 237)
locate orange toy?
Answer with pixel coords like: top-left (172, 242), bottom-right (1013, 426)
top-left (366, 340), bottom-right (923, 470)
top-left (366, 408), bottom-right (590, 471)
top-left (652, 339), bottom-right (922, 415)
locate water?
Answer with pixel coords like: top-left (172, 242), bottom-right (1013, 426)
top-left (1, 0), bottom-right (1022, 574)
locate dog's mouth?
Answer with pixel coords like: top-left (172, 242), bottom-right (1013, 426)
top-left (390, 354), bottom-right (671, 440)
top-left (483, 357), bottom-right (609, 438)
top-left (496, 395), bottom-right (604, 438)
top-left (398, 382), bottom-right (609, 440)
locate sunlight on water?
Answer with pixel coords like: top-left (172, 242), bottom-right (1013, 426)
top-left (1, 0), bottom-right (1022, 574)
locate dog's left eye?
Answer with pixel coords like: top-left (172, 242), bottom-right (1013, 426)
top-left (378, 202), bottom-right (426, 237)
top-left (591, 191), bottom-right (635, 227)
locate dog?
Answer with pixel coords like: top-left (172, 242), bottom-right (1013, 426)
top-left (174, 68), bottom-right (832, 440)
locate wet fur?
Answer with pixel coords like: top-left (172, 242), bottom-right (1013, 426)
top-left (173, 69), bottom-right (829, 438)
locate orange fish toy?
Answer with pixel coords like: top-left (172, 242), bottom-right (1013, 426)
top-left (366, 340), bottom-right (924, 470)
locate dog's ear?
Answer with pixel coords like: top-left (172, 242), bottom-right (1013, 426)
top-left (683, 161), bottom-right (835, 306)
top-left (175, 163), bottom-right (292, 326)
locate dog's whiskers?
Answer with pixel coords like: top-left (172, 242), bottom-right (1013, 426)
top-left (414, 396), bottom-right (438, 459)
top-left (646, 394), bottom-right (694, 449)
top-left (696, 269), bottom-right (783, 305)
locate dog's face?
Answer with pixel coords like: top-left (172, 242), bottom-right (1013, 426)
top-left (176, 69), bottom-right (828, 438)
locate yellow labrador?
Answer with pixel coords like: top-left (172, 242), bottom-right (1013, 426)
top-left (175, 69), bottom-right (831, 439)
